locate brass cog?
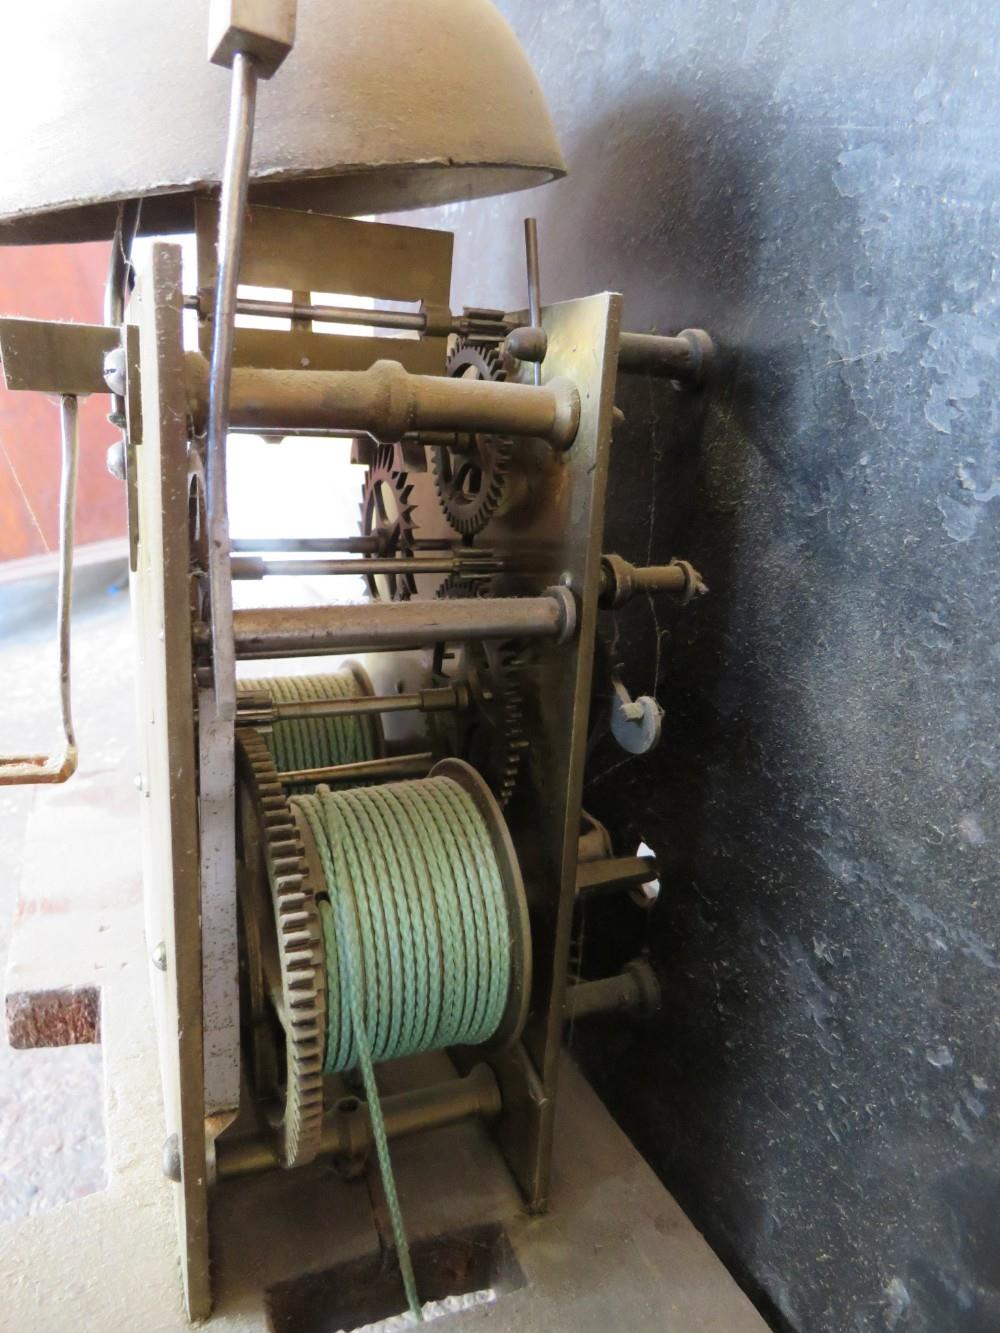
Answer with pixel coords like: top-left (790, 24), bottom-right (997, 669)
top-left (433, 340), bottom-right (512, 538)
top-left (236, 728), bottom-right (326, 1168)
top-left (433, 577), bottom-right (528, 806)
top-left (359, 445), bottom-right (417, 601)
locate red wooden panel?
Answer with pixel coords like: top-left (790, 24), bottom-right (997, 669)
top-left (0, 242), bottom-right (126, 561)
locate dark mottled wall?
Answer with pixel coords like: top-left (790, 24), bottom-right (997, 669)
top-left (401, 3), bottom-right (1000, 1329)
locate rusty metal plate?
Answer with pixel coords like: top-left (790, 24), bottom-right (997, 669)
top-left (228, 326), bottom-right (443, 376)
top-left (196, 200), bottom-right (453, 307)
top-left (405, 291), bottom-right (623, 1205)
top-left (493, 292), bottom-right (623, 1206)
top-left (130, 244), bottom-right (210, 1320)
top-left (195, 201), bottom-right (453, 375)
top-left (0, 318), bottom-right (117, 395)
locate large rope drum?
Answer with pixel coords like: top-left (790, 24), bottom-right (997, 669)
top-left (236, 730), bottom-right (530, 1161)
top-left (237, 677), bottom-right (531, 1318)
top-left (293, 758), bottom-right (530, 1076)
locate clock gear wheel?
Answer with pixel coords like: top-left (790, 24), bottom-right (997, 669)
top-left (433, 575), bottom-right (528, 806)
top-left (235, 728), bottom-right (326, 1168)
top-left (359, 445), bottom-right (417, 601)
top-left (433, 339), bottom-right (513, 538)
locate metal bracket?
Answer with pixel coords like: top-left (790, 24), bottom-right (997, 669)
top-left (0, 317), bottom-right (135, 784)
top-left (0, 318), bottom-right (117, 394)
top-left (102, 324), bottom-right (144, 570)
top-left (0, 396), bottom-right (79, 785)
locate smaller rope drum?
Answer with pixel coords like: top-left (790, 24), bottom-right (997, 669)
top-left (238, 664), bottom-right (382, 782)
top-left (292, 759), bottom-right (530, 1076)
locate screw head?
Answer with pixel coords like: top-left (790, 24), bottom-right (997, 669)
top-left (162, 1132), bottom-right (181, 1183)
top-left (105, 439), bottom-right (127, 481)
top-left (102, 346), bottom-right (127, 396)
top-left (152, 941), bottom-right (167, 971)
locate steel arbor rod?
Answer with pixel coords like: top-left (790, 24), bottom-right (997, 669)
top-left (231, 556), bottom-right (462, 578)
top-left (277, 751), bottom-right (434, 785)
top-left (231, 536), bottom-right (455, 554)
top-left (237, 684), bottom-right (466, 724)
top-left (524, 217), bottom-right (542, 386)
top-left (185, 293), bottom-right (428, 332)
top-left (203, 590), bottom-right (575, 658)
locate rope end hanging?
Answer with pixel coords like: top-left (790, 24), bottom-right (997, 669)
top-left (292, 766), bottom-right (527, 1326)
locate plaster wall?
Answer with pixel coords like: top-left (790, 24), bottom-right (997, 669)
top-left (404, 3), bottom-right (1000, 1329)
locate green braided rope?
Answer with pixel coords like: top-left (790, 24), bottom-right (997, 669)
top-left (291, 775), bottom-right (513, 1323)
top-left (238, 670), bottom-right (379, 783)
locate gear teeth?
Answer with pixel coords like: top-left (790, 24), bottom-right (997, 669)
top-left (433, 338), bottom-right (512, 537)
top-left (359, 444), bottom-right (419, 601)
top-left (433, 582), bottom-right (527, 807)
top-left (236, 730), bottom-right (326, 1169)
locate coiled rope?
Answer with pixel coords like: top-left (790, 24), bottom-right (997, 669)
top-left (238, 669), bottom-right (380, 780)
top-left (292, 774), bottom-right (515, 1323)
